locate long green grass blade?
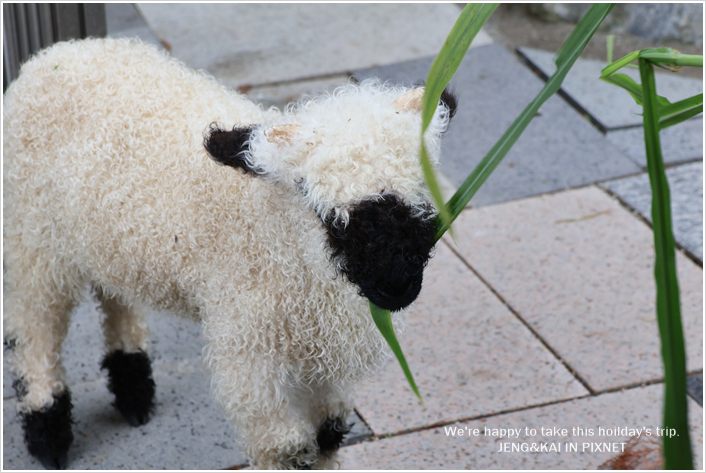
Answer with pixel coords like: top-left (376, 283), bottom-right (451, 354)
top-left (639, 48), bottom-right (703, 67)
top-left (419, 144), bottom-right (448, 238)
top-left (378, 3), bottom-right (498, 401)
top-left (599, 50), bottom-right (640, 78)
top-left (601, 73), bottom-right (645, 104)
top-left (606, 35), bottom-right (614, 64)
top-left (369, 302), bottom-right (423, 403)
top-left (639, 57), bottom-right (694, 470)
top-left (420, 3), bottom-right (499, 237)
top-left (599, 72), bottom-right (672, 109)
top-left (554, 4), bottom-right (614, 69)
top-left (601, 59), bottom-right (702, 130)
top-left (435, 3), bottom-right (615, 239)
top-left (659, 94), bottom-right (703, 130)
top-left (421, 3), bottom-right (498, 130)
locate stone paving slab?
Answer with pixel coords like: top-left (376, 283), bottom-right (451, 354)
top-left (244, 74), bottom-right (353, 111)
top-left (105, 3), bottom-right (163, 47)
top-left (354, 243), bottom-right (588, 437)
top-left (3, 351), bottom-right (16, 400)
top-left (339, 383), bottom-right (704, 469)
top-left (518, 47), bottom-right (704, 130)
top-left (601, 161), bottom-right (703, 262)
top-left (3, 359), bottom-right (246, 470)
top-left (355, 43), bottom-right (641, 207)
top-left (343, 413), bottom-right (374, 448)
top-left (446, 186), bottom-right (703, 393)
top-left (136, 4), bottom-right (491, 89)
top-left (605, 117), bottom-right (703, 169)
top-left (688, 374), bottom-right (703, 407)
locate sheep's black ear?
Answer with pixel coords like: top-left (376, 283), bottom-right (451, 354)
top-left (204, 124), bottom-right (262, 176)
top-left (439, 87), bottom-right (458, 122)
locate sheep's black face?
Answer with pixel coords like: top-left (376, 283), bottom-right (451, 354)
top-left (324, 194), bottom-right (436, 312)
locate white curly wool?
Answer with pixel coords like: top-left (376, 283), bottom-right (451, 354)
top-left (3, 38), bottom-right (451, 469)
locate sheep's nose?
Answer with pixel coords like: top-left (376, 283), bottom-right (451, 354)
top-left (371, 272), bottom-right (424, 312)
top-left (378, 279), bottom-right (414, 299)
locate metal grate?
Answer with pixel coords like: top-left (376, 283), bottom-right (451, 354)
top-left (3, 3), bottom-right (106, 91)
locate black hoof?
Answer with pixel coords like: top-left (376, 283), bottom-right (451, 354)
top-left (21, 391), bottom-right (74, 470)
top-left (35, 451), bottom-right (68, 470)
top-left (316, 417), bottom-right (352, 454)
top-left (101, 349), bottom-right (156, 426)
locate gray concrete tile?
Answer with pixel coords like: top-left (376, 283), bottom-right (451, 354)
top-left (340, 383), bottom-right (704, 469)
top-left (105, 3), bottom-right (163, 48)
top-left (3, 365), bottom-right (246, 470)
top-left (688, 374), bottom-right (703, 407)
top-left (447, 186), bottom-right (703, 393)
top-left (605, 117), bottom-right (703, 169)
top-left (354, 243), bottom-right (587, 437)
top-left (355, 43), bottom-right (641, 207)
top-left (344, 411), bottom-right (373, 447)
top-left (244, 75), bottom-right (352, 111)
top-left (518, 47), bottom-right (704, 130)
top-left (601, 161), bottom-right (703, 261)
top-left (136, 4), bottom-right (491, 89)
top-left (2, 357), bottom-right (14, 400)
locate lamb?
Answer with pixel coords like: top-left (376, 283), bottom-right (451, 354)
top-left (3, 38), bottom-right (456, 469)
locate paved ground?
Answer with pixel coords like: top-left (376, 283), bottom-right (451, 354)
top-left (3, 4), bottom-right (703, 470)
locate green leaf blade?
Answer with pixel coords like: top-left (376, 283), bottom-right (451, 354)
top-left (600, 72), bottom-right (644, 105)
top-left (606, 35), bottom-right (615, 64)
top-left (659, 94), bottom-right (703, 130)
top-left (435, 3), bottom-right (616, 239)
top-left (368, 302), bottom-right (423, 403)
top-left (419, 141), bottom-right (453, 241)
top-left (600, 50), bottom-right (640, 78)
top-left (555, 3), bottom-right (615, 69)
top-left (420, 3), bottom-right (498, 237)
top-left (421, 3), bottom-right (499, 130)
top-left (639, 49), bottom-right (703, 68)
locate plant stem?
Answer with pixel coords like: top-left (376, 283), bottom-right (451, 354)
top-left (639, 57), bottom-right (694, 470)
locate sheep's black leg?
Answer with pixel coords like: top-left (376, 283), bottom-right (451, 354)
top-left (101, 350), bottom-right (156, 426)
top-left (316, 417), bottom-right (352, 455)
top-left (279, 417), bottom-right (352, 470)
top-left (21, 390), bottom-right (74, 470)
